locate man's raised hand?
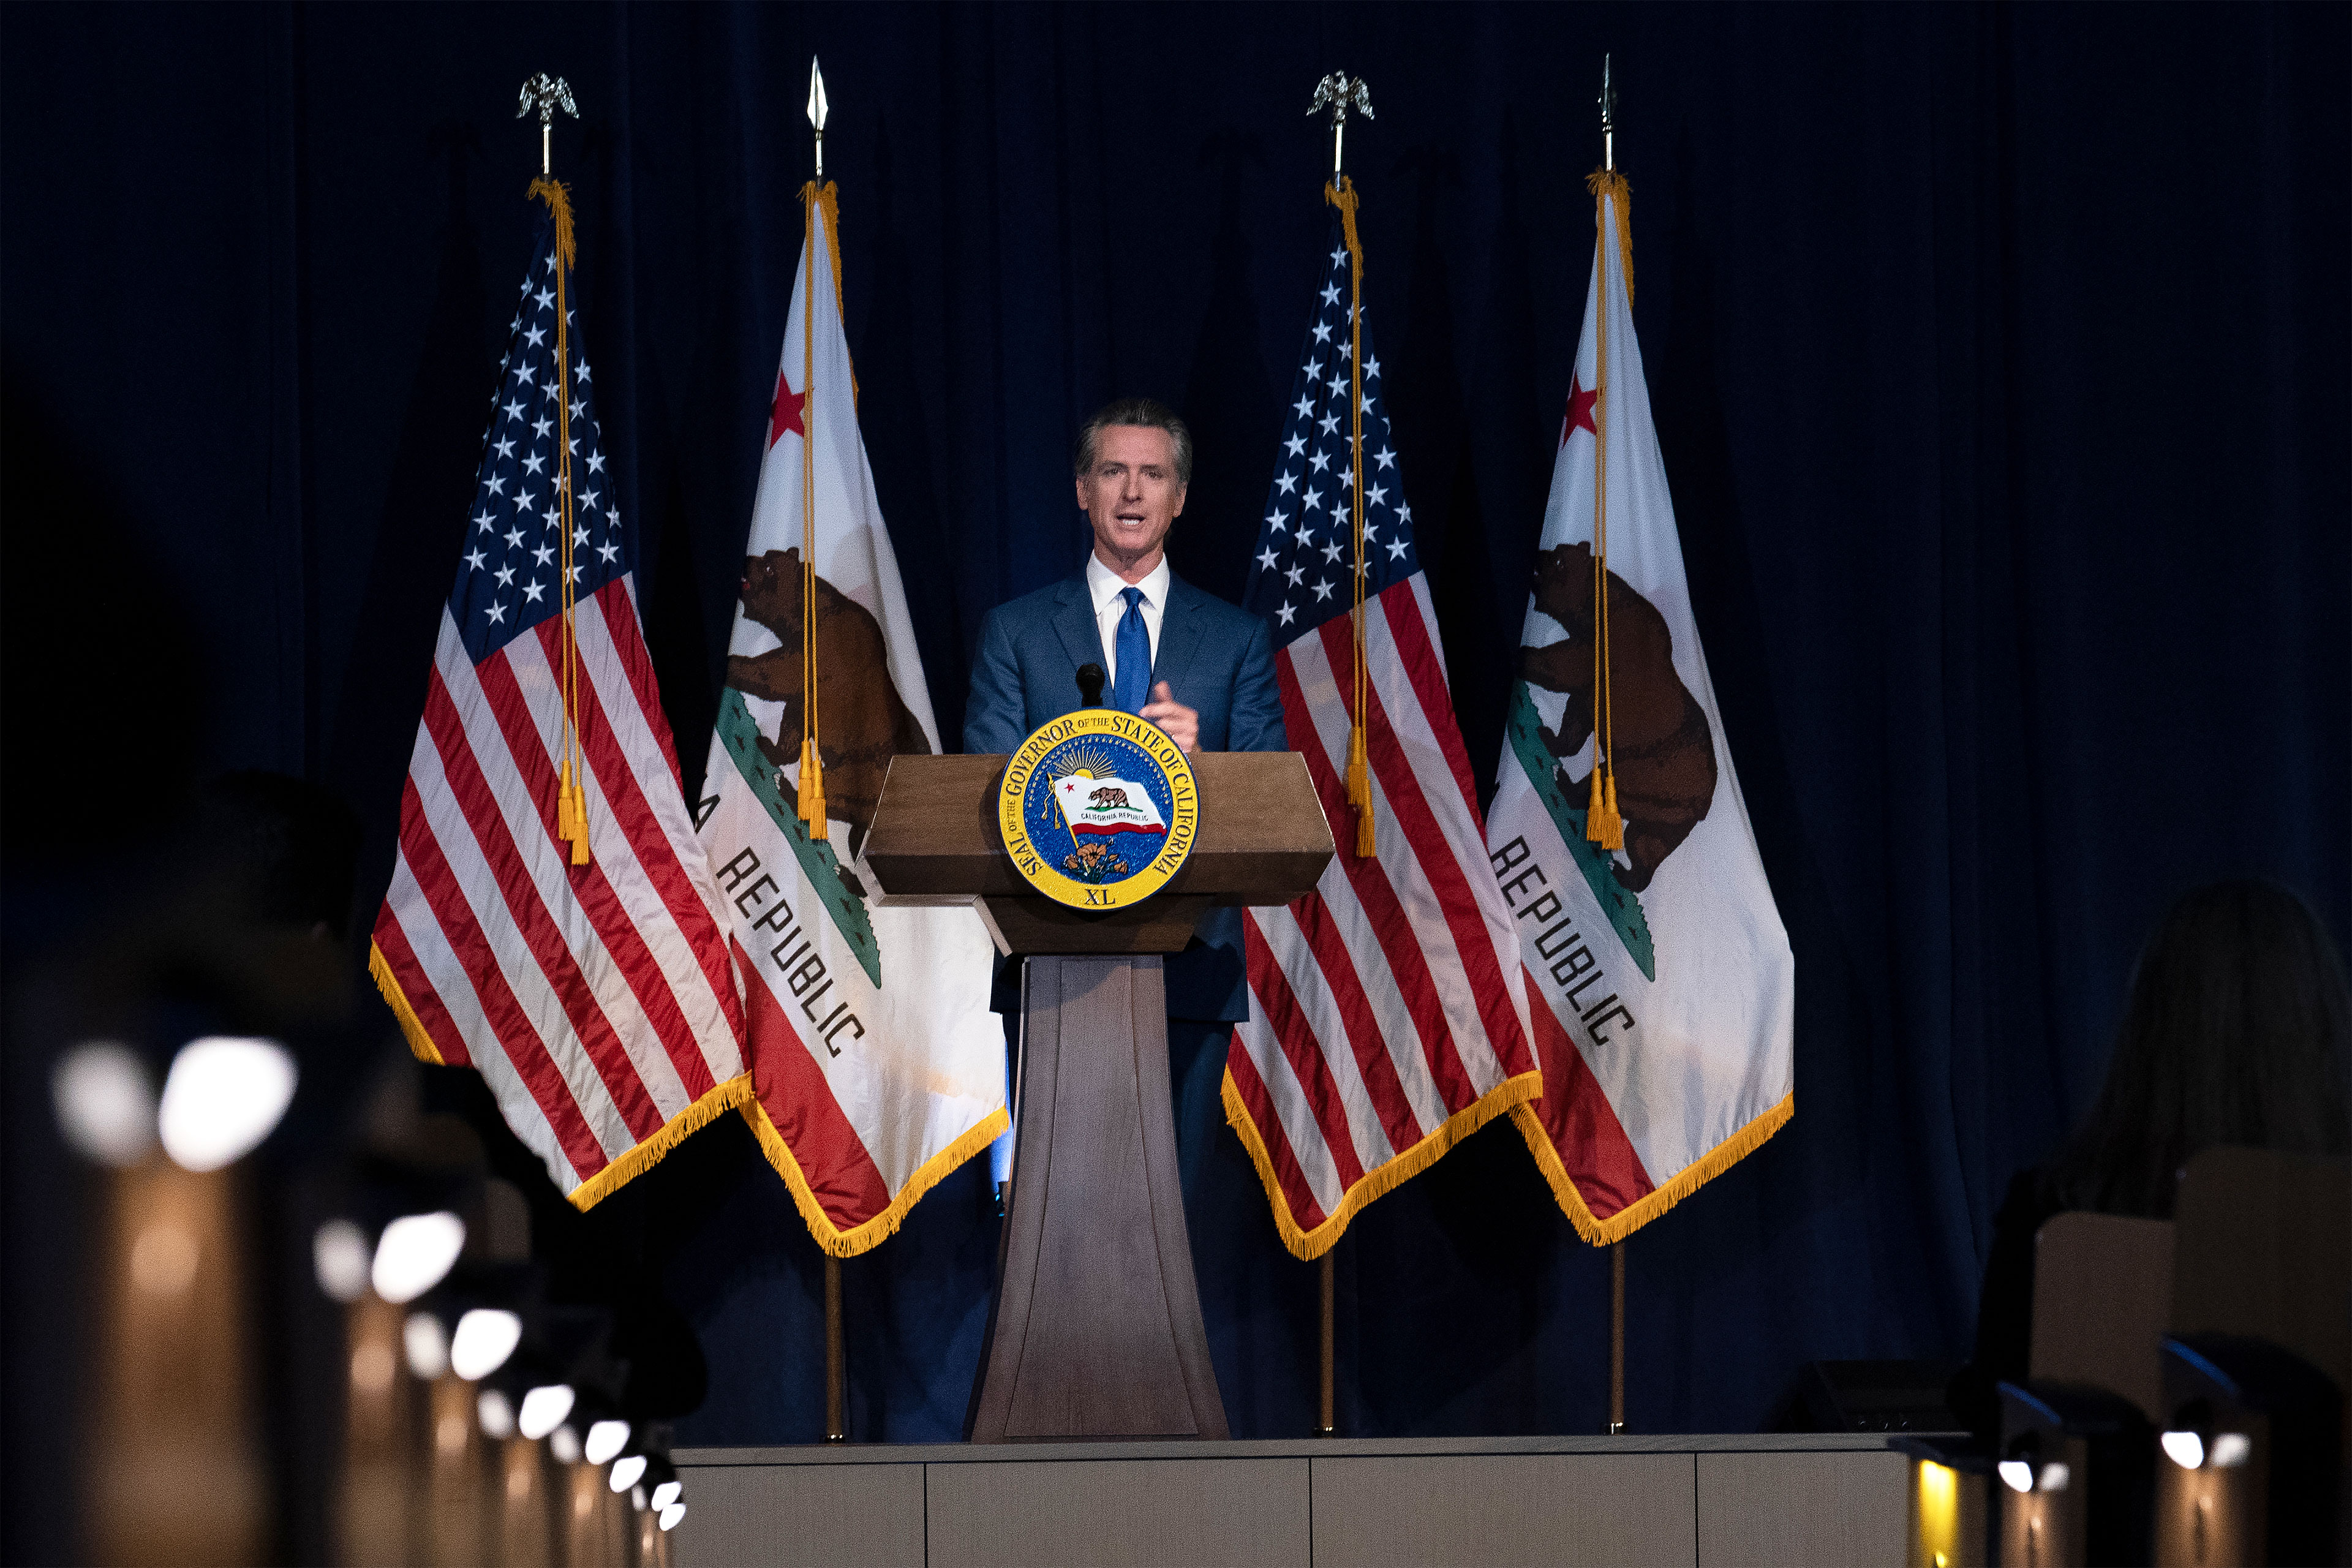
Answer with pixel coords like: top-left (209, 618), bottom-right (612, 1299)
top-left (1141, 681), bottom-right (1200, 754)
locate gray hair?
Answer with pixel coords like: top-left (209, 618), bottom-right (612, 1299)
top-left (1072, 398), bottom-right (1194, 488)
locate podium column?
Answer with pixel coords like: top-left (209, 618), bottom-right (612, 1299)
top-left (967, 955), bottom-right (1227, 1441)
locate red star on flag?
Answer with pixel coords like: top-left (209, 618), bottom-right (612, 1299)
top-left (769, 370), bottom-right (808, 448)
top-left (1561, 372), bottom-right (1598, 448)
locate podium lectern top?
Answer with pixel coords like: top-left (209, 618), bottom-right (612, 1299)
top-left (864, 753), bottom-right (1333, 951)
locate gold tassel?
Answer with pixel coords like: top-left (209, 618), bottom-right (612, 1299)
top-left (557, 761), bottom-right (578, 840)
top-left (1596, 769), bottom-right (1625, 852)
top-left (797, 737), bottom-right (828, 842)
top-left (566, 781), bottom-right (589, 865)
top-left (1346, 724), bottom-right (1374, 858)
top-left (1585, 764), bottom-right (1608, 842)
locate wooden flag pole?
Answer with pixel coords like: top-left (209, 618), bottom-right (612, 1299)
top-left (1600, 62), bottom-right (1628, 1441)
top-left (824, 1256), bottom-right (846, 1442)
top-left (1608, 1240), bottom-right (1626, 1433)
top-left (1318, 1251), bottom-right (1336, 1434)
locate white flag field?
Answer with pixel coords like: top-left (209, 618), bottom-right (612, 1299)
top-left (1490, 172), bottom-right (1794, 1244)
top-left (696, 183), bottom-right (1006, 1256)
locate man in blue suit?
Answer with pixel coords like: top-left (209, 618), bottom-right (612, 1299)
top-left (964, 396), bottom-right (1285, 1023)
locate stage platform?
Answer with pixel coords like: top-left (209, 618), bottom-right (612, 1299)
top-left (672, 1430), bottom-right (1913, 1567)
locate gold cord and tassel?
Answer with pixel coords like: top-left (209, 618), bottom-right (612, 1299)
top-left (1327, 176), bottom-right (1376, 858)
top-left (1584, 169), bottom-right (1629, 855)
top-left (794, 179), bottom-right (830, 842)
top-left (529, 176), bottom-right (592, 867)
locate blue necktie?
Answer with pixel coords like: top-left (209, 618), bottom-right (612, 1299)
top-left (1112, 586), bottom-right (1150, 714)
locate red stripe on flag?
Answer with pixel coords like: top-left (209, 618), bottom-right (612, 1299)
top-left (568, 594), bottom-right (745, 1046)
top-left (1273, 647), bottom-right (1477, 1109)
top-left (1316, 614), bottom-right (1534, 1083)
top-left (1377, 583), bottom-right (1483, 824)
top-left (1291, 891), bottom-right (1427, 1155)
top-left (420, 666), bottom-right (665, 1142)
top-left (477, 649), bottom-right (717, 1101)
top-left (1245, 925), bottom-right (1370, 1193)
top-left (1226, 1018), bottom-right (1329, 1231)
top-left (1523, 974), bottom-right (1654, 1219)
top-left (394, 779), bottom-right (609, 1178)
top-left (593, 579), bottom-right (687, 794)
top-left (371, 902), bottom-right (472, 1068)
top-left (531, 613), bottom-right (744, 1049)
top-left (733, 939), bottom-right (892, 1231)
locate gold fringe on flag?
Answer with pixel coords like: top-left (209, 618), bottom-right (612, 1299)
top-left (1327, 175), bottom-right (1376, 858)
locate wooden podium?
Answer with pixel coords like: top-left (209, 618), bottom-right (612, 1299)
top-left (864, 752), bottom-right (1333, 1442)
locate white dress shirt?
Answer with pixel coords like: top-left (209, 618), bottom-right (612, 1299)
top-left (1086, 552), bottom-right (1169, 688)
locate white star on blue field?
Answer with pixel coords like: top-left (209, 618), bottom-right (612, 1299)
top-left (1241, 214), bottom-right (1420, 645)
top-left (450, 213), bottom-right (630, 663)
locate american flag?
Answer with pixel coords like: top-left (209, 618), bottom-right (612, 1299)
top-left (1223, 200), bottom-right (1541, 1259)
top-left (369, 190), bottom-right (748, 1207)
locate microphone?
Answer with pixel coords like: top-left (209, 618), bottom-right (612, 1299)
top-left (1076, 663), bottom-right (1106, 709)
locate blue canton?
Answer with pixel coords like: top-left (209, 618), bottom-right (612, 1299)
top-left (448, 209), bottom-right (631, 665)
top-left (1240, 211), bottom-right (1420, 647)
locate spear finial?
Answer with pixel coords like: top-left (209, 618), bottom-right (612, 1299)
top-left (807, 58), bottom-right (830, 181)
top-left (517, 74), bottom-right (579, 178)
top-left (1599, 55), bottom-right (1618, 172)
top-left (1307, 72), bottom-right (1375, 179)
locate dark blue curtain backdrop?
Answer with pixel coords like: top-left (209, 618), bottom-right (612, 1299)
top-left (4, 3), bottom-right (2345, 1445)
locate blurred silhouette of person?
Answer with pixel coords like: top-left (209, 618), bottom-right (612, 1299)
top-left (1950, 879), bottom-right (2352, 1439)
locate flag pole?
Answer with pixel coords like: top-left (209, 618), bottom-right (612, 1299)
top-left (1609, 1239), bottom-right (1627, 1433)
top-left (1318, 1250), bottom-right (1336, 1434)
top-left (1599, 55), bottom-right (1629, 1438)
top-left (1310, 69), bottom-right (1373, 1438)
top-left (797, 59), bottom-right (833, 843)
top-left (518, 74), bottom-right (590, 865)
top-left (802, 56), bottom-right (848, 1446)
top-left (1308, 71), bottom-right (1378, 860)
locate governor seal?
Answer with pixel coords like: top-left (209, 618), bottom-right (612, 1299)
top-left (997, 709), bottom-right (1199, 910)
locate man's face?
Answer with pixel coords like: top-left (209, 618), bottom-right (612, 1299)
top-left (1076, 424), bottom-right (1186, 576)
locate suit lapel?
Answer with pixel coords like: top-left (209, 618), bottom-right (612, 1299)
top-left (1050, 576), bottom-right (1102, 701)
top-left (1151, 572), bottom-right (1205, 703)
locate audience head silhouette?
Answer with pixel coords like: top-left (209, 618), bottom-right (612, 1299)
top-left (2046, 879), bottom-right (2351, 1217)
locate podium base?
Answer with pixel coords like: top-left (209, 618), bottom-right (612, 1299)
top-left (968, 955), bottom-right (1229, 1441)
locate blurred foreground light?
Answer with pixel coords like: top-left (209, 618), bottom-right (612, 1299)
top-left (519, 1384), bottom-right (575, 1441)
top-left (2161, 1430), bottom-right (2205, 1471)
top-left (584, 1419), bottom-right (630, 1466)
top-left (659, 1502), bottom-right (685, 1532)
top-left (158, 1036), bottom-right (297, 1171)
top-left (479, 1389), bottom-right (516, 1439)
top-left (130, 1223), bottom-right (200, 1295)
top-left (313, 1219), bottom-right (372, 1302)
top-left (404, 1312), bottom-right (451, 1380)
top-left (53, 1041), bottom-right (157, 1166)
top-left (608, 1454), bottom-right (647, 1492)
top-left (2037, 1462), bottom-right (2070, 1493)
top-left (650, 1480), bottom-right (681, 1511)
top-left (2209, 1431), bottom-right (2250, 1468)
top-left (451, 1308), bottom-right (523, 1380)
top-left (1997, 1459), bottom-right (2034, 1494)
top-left (371, 1212), bottom-right (465, 1303)
top-left (549, 1423), bottom-right (582, 1464)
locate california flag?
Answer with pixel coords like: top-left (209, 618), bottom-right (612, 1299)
top-left (1052, 775), bottom-right (1169, 837)
top-left (698, 182), bottom-right (1007, 1255)
top-left (1490, 171), bottom-right (1794, 1244)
